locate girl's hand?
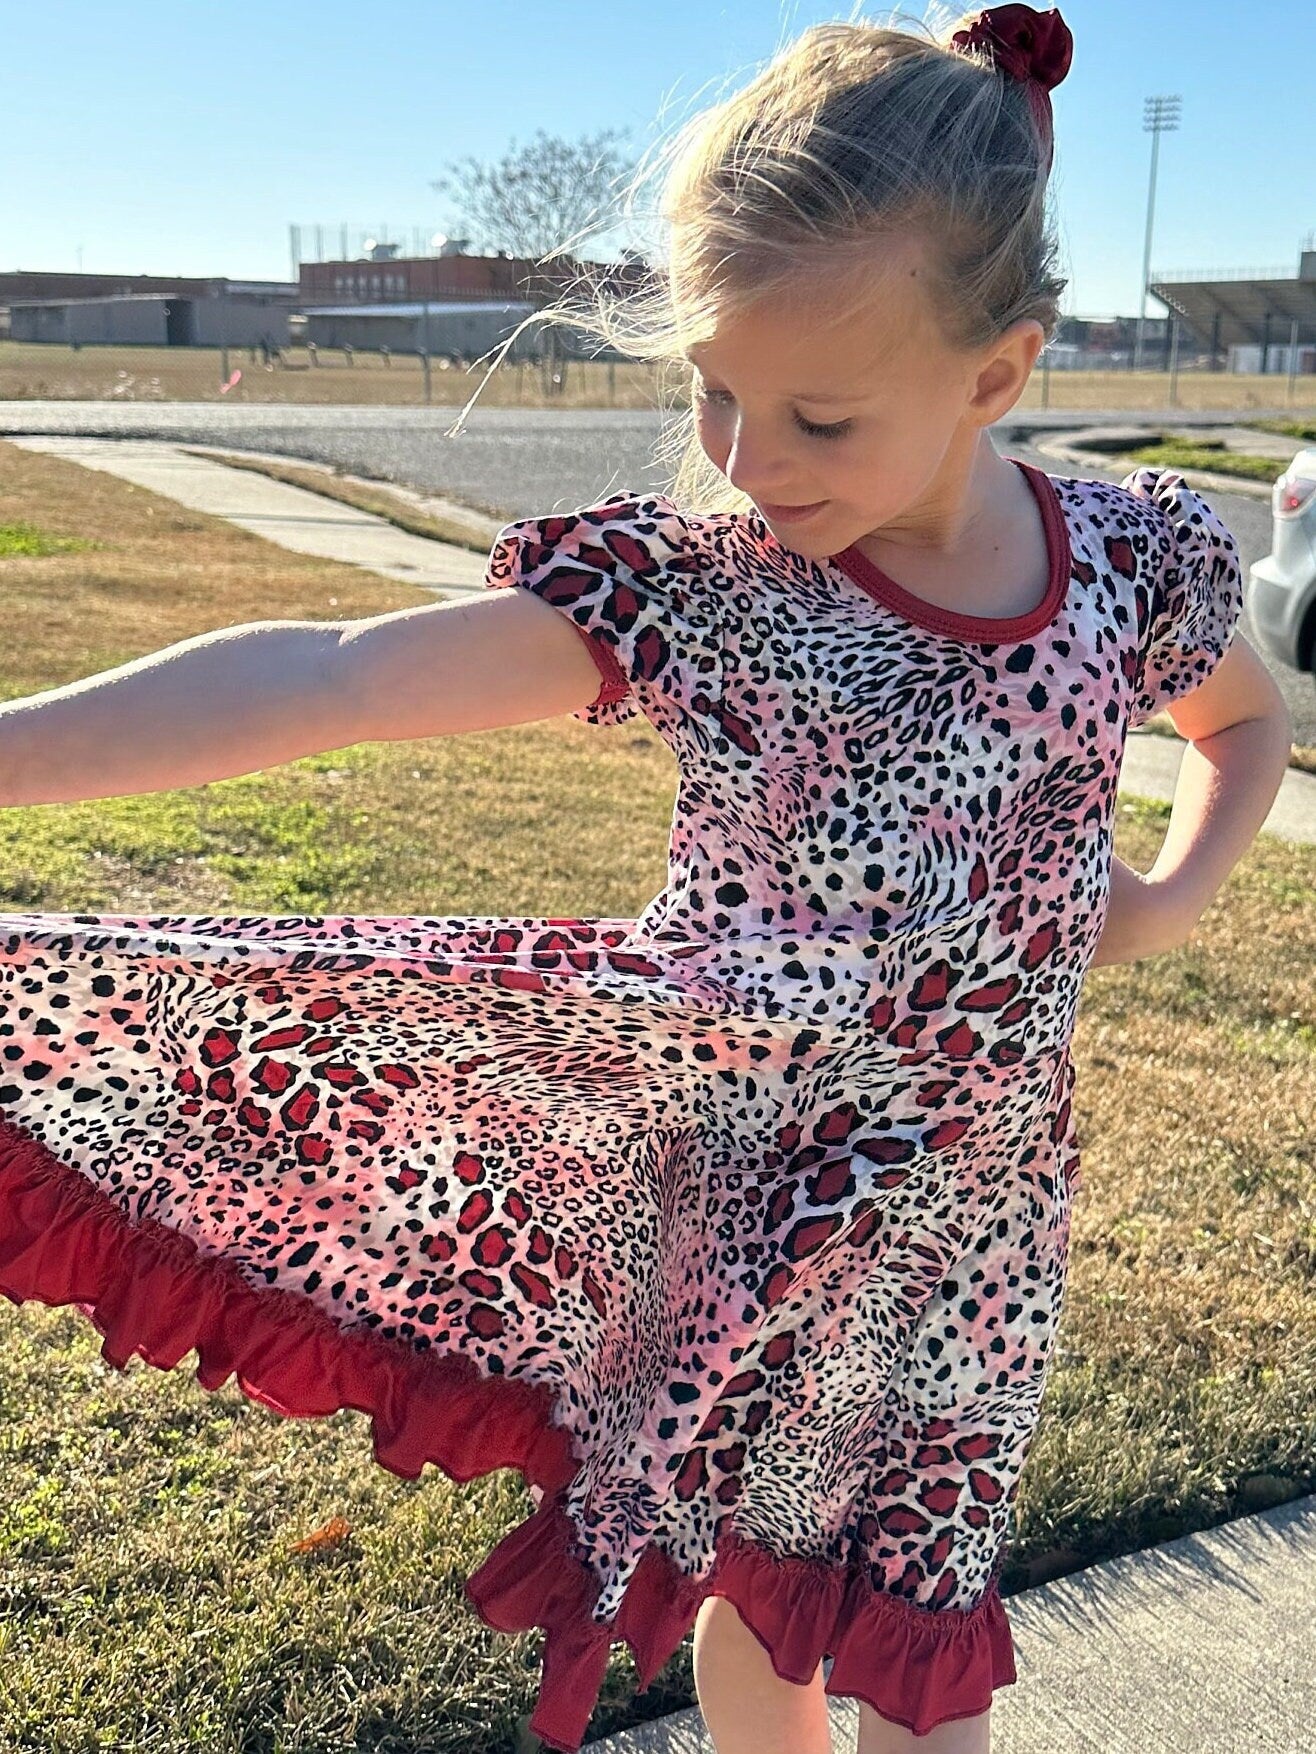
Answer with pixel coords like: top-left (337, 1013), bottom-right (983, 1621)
top-left (1089, 856), bottom-right (1202, 968)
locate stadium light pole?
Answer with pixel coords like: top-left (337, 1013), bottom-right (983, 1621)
top-left (1134, 93), bottom-right (1180, 373)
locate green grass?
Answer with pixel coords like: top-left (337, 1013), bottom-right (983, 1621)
top-left (0, 1307), bottom-right (566, 1752)
top-left (1243, 419), bottom-right (1316, 444)
top-left (0, 521), bottom-right (99, 557)
top-left (1120, 440), bottom-right (1285, 483)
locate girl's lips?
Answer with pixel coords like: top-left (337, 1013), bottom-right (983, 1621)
top-left (757, 499), bottom-right (829, 523)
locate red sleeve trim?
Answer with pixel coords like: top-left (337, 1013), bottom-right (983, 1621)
top-left (567, 622), bottom-right (631, 708)
top-left (489, 568), bottom-right (632, 711)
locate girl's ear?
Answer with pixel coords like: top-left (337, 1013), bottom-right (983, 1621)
top-left (966, 318), bottom-right (1046, 424)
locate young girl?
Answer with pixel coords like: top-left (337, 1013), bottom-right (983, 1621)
top-left (0, 6), bottom-right (1294, 1752)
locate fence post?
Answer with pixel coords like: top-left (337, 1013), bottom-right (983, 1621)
top-left (1168, 314), bottom-right (1180, 409)
top-left (1286, 317), bottom-right (1300, 408)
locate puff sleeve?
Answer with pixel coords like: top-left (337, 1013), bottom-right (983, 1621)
top-left (483, 489), bottom-right (723, 730)
top-left (1120, 467), bottom-right (1246, 730)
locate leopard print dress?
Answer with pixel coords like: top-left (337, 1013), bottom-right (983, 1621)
top-left (0, 459), bottom-right (1243, 1750)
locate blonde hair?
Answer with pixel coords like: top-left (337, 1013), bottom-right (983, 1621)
top-left (446, 7), bottom-right (1068, 517)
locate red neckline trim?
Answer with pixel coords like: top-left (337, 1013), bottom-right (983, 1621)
top-left (827, 459), bottom-right (1072, 643)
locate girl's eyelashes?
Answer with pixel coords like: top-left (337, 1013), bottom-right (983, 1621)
top-left (795, 410), bottom-right (854, 441)
top-left (692, 382), bottom-right (853, 441)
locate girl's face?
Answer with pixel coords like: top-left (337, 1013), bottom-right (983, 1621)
top-left (683, 234), bottom-right (1043, 555)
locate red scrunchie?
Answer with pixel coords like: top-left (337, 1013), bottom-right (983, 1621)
top-left (950, 3), bottom-right (1073, 90)
top-left (949, 5), bottom-right (1073, 166)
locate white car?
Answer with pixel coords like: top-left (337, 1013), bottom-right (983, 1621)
top-left (1248, 447), bottom-right (1316, 682)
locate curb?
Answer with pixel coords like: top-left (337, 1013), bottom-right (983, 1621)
top-left (177, 442), bottom-right (507, 548)
top-left (1031, 433), bottom-right (1277, 500)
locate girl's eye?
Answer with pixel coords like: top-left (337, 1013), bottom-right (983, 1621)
top-left (693, 383), bottom-right (852, 441)
top-left (796, 412), bottom-right (853, 441)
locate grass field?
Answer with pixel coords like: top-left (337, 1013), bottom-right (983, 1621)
top-left (3, 338), bottom-right (1316, 416)
top-left (0, 437), bottom-right (1312, 1753)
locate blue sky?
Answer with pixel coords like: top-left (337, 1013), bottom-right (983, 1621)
top-left (3, 0), bottom-right (1306, 320)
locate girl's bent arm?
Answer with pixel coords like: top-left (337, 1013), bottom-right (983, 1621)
top-left (1092, 638), bottom-right (1294, 966)
top-left (1138, 636), bottom-right (1294, 922)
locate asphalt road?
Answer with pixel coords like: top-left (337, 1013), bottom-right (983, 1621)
top-left (2, 400), bottom-right (1309, 740)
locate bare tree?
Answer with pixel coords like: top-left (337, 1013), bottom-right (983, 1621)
top-left (431, 126), bottom-right (636, 267)
top-left (431, 128), bottom-right (639, 393)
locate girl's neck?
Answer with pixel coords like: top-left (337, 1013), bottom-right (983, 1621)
top-left (852, 431), bottom-right (1020, 564)
top-left (847, 436), bottom-right (1050, 618)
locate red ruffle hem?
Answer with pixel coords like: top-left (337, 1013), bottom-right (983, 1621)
top-left (0, 1116), bottom-right (1016, 1751)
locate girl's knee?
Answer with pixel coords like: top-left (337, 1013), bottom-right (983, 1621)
top-left (693, 1593), bottom-right (825, 1686)
top-left (857, 1698), bottom-right (991, 1754)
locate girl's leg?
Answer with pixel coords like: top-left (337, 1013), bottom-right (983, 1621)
top-left (856, 1700), bottom-right (991, 1754)
top-left (692, 1594), bottom-right (834, 1754)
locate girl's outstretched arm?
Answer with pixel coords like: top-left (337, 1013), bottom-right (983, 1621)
top-left (335, 587), bottom-right (605, 742)
top-left (0, 590), bottom-right (602, 807)
top-left (1091, 636), bottom-right (1294, 968)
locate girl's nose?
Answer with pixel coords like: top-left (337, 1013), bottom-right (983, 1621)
top-left (725, 429), bottom-right (794, 506)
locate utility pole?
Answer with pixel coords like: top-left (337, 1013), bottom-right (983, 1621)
top-left (1134, 94), bottom-right (1180, 372)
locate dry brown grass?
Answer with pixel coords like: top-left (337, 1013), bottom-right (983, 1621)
top-left (0, 439), bottom-right (423, 697)
top-left (2, 338), bottom-right (1315, 416)
top-left (0, 437), bottom-right (1311, 1750)
top-left (0, 339), bottom-right (659, 409)
top-left (0, 439), bottom-right (675, 920)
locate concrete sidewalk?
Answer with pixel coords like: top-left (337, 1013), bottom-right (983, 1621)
top-left (11, 432), bottom-right (1316, 846)
top-left (580, 1492), bottom-right (1316, 1753)
top-left (8, 433), bottom-right (494, 596)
